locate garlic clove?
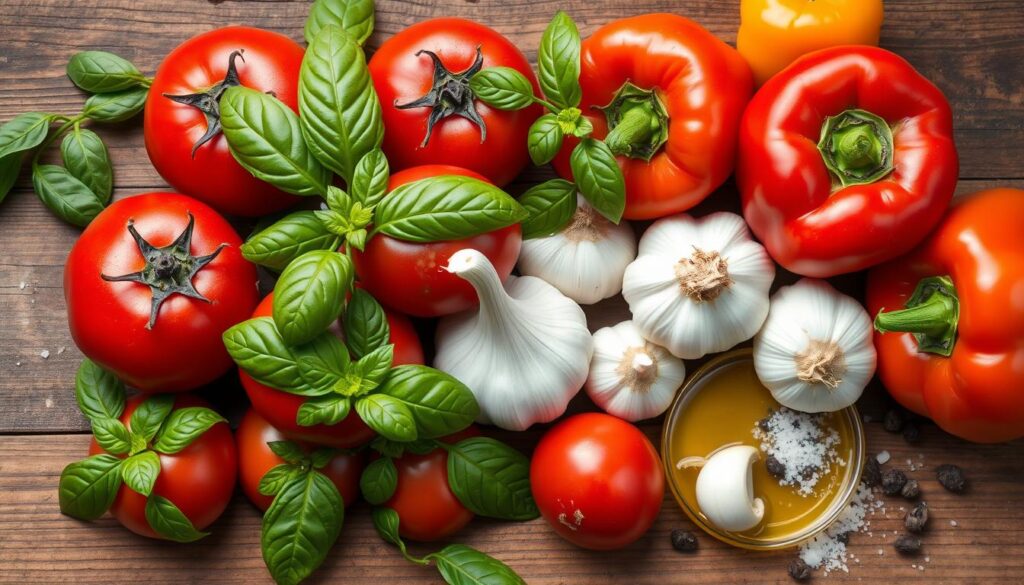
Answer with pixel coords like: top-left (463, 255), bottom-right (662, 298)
top-left (691, 445), bottom-right (765, 533)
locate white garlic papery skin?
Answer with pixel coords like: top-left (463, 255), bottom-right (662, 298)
top-left (518, 196), bottom-right (637, 305)
top-left (681, 445), bottom-right (765, 533)
top-left (435, 248), bottom-right (594, 431)
top-left (585, 321), bottom-right (686, 422)
top-left (753, 278), bottom-right (877, 414)
top-left (622, 212), bottom-right (775, 360)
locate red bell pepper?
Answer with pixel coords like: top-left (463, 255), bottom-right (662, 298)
top-left (738, 46), bottom-right (958, 277)
top-left (867, 188), bottom-right (1024, 444)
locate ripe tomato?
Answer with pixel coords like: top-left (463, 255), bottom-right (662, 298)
top-left (240, 293), bottom-right (424, 448)
top-left (145, 26), bottom-right (303, 217)
top-left (65, 193), bottom-right (259, 393)
top-left (531, 413), bottom-right (664, 550)
top-left (369, 18), bottom-right (540, 186)
top-left (88, 395), bottom-right (236, 539)
top-left (353, 165), bottom-right (522, 317)
top-left (236, 409), bottom-right (365, 512)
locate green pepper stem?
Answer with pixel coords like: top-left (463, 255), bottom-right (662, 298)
top-left (874, 276), bottom-right (959, 357)
top-left (818, 108), bottom-right (894, 187)
top-left (604, 106), bottom-right (657, 157)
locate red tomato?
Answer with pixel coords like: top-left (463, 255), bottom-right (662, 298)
top-left (369, 18), bottom-right (540, 186)
top-left (531, 413), bottom-right (664, 550)
top-left (145, 27), bottom-right (303, 217)
top-left (88, 395), bottom-right (236, 539)
top-left (353, 165), bottom-right (522, 317)
top-left (65, 193), bottom-right (259, 393)
top-left (235, 409), bottom-right (365, 512)
top-left (240, 293), bottom-right (424, 448)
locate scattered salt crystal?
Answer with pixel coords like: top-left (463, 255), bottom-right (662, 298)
top-left (919, 566), bottom-right (925, 572)
top-left (912, 564), bottom-right (918, 570)
top-left (18, 281), bottom-right (25, 289)
top-left (950, 520), bottom-right (958, 527)
top-left (752, 408), bottom-right (841, 496)
top-left (799, 484), bottom-right (876, 575)
top-left (57, 346), bottom-right (66, 355)
top-left (44, 398), bottom-right (54, 408)
top-left (15, 361), bottom-right (22, 367)
top-left (925, 556), bottom-right (930, 563)
top-left (40, 349), bottom-right (50, 359)
top-left (877, 549), bottom-right (884, 556)
top-left (875, 451), bottom-right (891, 464)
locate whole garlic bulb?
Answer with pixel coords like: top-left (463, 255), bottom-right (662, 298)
top-left (518, 196), bottom-right (637, 305)
top-left (435, 248), bottom-right (594, 431)
top-left (754, 279), bottom-right (877, 413)
top-left (586, 321), bottom-right (686, 422)
top-left (622, 212), bottom-right (775, 360)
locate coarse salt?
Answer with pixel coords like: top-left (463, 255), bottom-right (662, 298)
top-left (875, 450), bottom-right (891, 464)
top-left (752, 408), bottom-right (842, 496)
top-left (799, 484), bottom-right (878, 576)
top-left (40, 349), bottom-right (49, 359)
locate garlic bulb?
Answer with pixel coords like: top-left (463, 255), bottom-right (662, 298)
top-left (517, 197), bottom-right (637, 305)
top-left (753, 279), bottom-right (877, 413)
top-left (585, 321), bottom-right (686, 422)
top-left (622, 212), bottom-right (775, 360)
top-left (435, 248), bottom-right (594, 431)
top-left (678, 444), bottom-right (765, 533)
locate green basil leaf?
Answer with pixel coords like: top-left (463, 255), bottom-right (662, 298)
top-left (296, 352), bottom-right (348, 396)
top-left (58, 454), bottom-right (123, 520)
top-left (570, 138), bottom-right (625, 223)
top-left (74, 359), bottom-right (125, 422)
top-left (346, 228), bottom-right (368, 251)
top-left (297, 395), bottom-right (352, 427)
top-left (151, 407), bottom-right (226, 454)
top-left (310, 448), bottom-right (343, 470)
top-left (129, 395), bottom-right (175, 443)
top-left (561, 109), bottom-right (593, 138)
top-left (121, 451), bottom-right (161, 497)
top-left (220, 86), bottom-right (330, 197)
top-left (89, 417), bottom-right (131, 455)
top-left (374, 175), bottom-right (527, 243)
top-left (469, 67), bottom-right (535, 111)
top-left (370, 436), bottom-right (406, 459)
top-left (304, 0), bottom-right (375, 46)
top-left (446, 437), bottom-right (538, 521)
top-left (262, 470), bottom-right (344, 585)
top-left (299, 24), bottom-right (383, 183)
top-left (0, 112), bottom-right (51, 159)
top-left (370, 506), bottom-right (406, 551)
top-left (429, 544), bottom-right (526, 585)
top-left (60, 128), bottom-right (112, 203)
top-left (66, 51), bottom-right (145, 93)
top-left (242, 211), bottom-right (342, 272)
top-left (0, 154), bottom-right (20, 203)
top-left (272, 250), bottom-right (353, 346)
top-left (355, 394), bottom-right (417, 442)
top-left (343, 289), bottom-right (389, 359)
top-left (377, 365), bottom-right (479, 439)
top-left (347, 344), bottom-right (393, 393)
top-left (32, 164), bottom-right (105, 227)
top-left (527, 114), bottom-right (564, 166)
top-left (145, 494), bottom-right (209, 543)
top-left (359, 457), bottom-right (397, 505)
top-left (269, 440), bottom-right (307, 465)
top-left (82, 87), bottom-right (148, 122)
top-left (538, 11), bottom-right (582, 110)
top-left (259, 463), bottom-right (301, 497)
top-left (519, 179), bottom-right (577, 239)
top-left (350, 148), bottom-right (388, 207)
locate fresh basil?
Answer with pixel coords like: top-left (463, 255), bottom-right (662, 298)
top-left (145, 495), bottom-right (209, 543)
top-left (121, 451), bottom-right (160, 497)
top-left (350, 148), bottom-right (389, 207)
top-left (429, 544), bottom-right (526, 585)
top-left (262, 471), bottom-right (344, 585)
top-left (32, 164), bottom-right (106, 227)
top-left (90, 417), bottom-right (132, 455)
top-left (272, 250), bottom-right (353, 346)
top-left (343, 288), bottom-right (390, 359)
top-left (374, 175), bottom-right (527, 243)
top-left (557, 107), bottom-right (592, 138)
top-left (242, 211), bottom-right (342, 272)
top-left (296, 352), bottom-right (350, 396)
top-left (377, 365), bottom-right (479, 439)
top-left (0, 154), bottom-right (20, 203)
top-left (527, 114), bottom-right (564, 166)
top-left (151, 407), bottom-right (226, 454)
top-left (297, 395), bottom-right (351, 427)
top-left (299, 24), bottom-right (384, 183)
top-left (58, 454), bottom-right (123, 520)
top-left (66, 51), bottom-right (146, 93)
top-left (370, 506), bottom-right (405, 552)
top-left (347, 344), bottom-right (394, 392)
top-left (60, 128), bottom-right (112, 202)
top-left (570, 138), bottom-right (625, 223)
top-left (129, 395), bottom-right (174, 443)
top-left (538, 11), bottom-right (582, 110)
top-left (304, 0), bottom-right (375, 46)
top-left (0, 112), bottom-right (51, 159)
top-left (446, 437), bottom-right (538, 521)
top-left (260, 464), bottom-right (300, 497)
top-left (309, 449), bottom-right (341, 470)
top-left (220, 86), bottom-right (330, 197)
top-left (355, 394), bottom-right (417, 442)
top-left (269, 441), bottom-right (307, 465)
top-left (82, 87), bottom-right (148, 123)
top-left (360, 457), bottom-right (398, 505)
top-left (469, 67), bottom-right (535, 111)
top-left (519, 179), bottom-right (577, 239)
top-left (74, 359), bottom-right (125, 422)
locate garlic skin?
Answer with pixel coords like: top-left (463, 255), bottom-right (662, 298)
top-left (435, 248), bottom-right (594, 431)
top-left (585, 321), bottom-right (686, 422)
top-left (679, 445), bottom-right (765, 533)
top-left (518, 196), bottom-right (637, 305)
top-left (622, 212), bottom-right (775, 360)
top-left (754, 279), bottom-right (877, 413)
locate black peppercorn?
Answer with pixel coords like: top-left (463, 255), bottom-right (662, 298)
top-left (883, 409), bottom-right (905, 433)
top-left (901, 479), bottom-right (921, 500)
top-left (766, 454), bottom-right (787, 479)
top-left (903, 422), bottom-right (921, 444)
top-left (835, 531), bottom-right (851, 545)
top-left (905, 502), bottom-right (929, 534)
top-left (894, 534), bottom-right (922, 554)
top-left (670, 529), bottom-right (699, 552)
top-left (881, 469), bottom-right (908, 496)
top-left (862, 457), bottom-right (882, 488)
top-left (788, 558), bottom-right (812, 581)
top-left (936, 464), bottom-right (967, 493)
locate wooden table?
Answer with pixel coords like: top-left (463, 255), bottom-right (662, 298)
top-left (2, 1), bottom-right (1023, 583)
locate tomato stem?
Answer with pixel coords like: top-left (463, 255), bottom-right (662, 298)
top-left (597, 82), bottom-right (669, 162)
top-left (874, 276), bottom-right (959, 357)
top-left (818, 109), bottom-right (894, 187)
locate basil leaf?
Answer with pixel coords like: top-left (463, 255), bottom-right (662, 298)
top-left (370, 436), bottom-right (406, 459)
top-left (259, 463), bottom-right (301, 497)
top-left (559, 107), bottom-right (593, 138)
top-left (129, 395), bottom-right (174, 443)
top-left (570, 138), bottom-right (625, 223)
top-left (88, 417), bottom-right (130, 455)
top-left (74, 359), bottom-right (125, 422)
top-left (355, 394), bottom-right (417, 442)
top-left (82, 87), bottom-right (148, 122)
top-left (67, 51), bottom-right (145, 93)
top-left (350, 149), bottom-right (388, 207)
top-left (360, 457), bottom-right (398, 505)
top-left (519, 179), bottom-right (577, 239)
top-left (374, 175), bottom-right (527, 243)
top-left (0, 154), bottom-right (20, 203)
top-left (343, 289), bottom-right (390, 359)
top-left (243, 211), bottom-right (342, 272)
top-left (446, 437), bottom-right (538, 521)
top-left (527, 114), bottom-right (564, 166)
top-left (299, 24), bottom-right (383, 183)
top-left (297, 395), bottom-right (352, 427)
top-left (262, 470), bottom-right (344, 585)
top-left (469, 67), bottom-right (535, 111)
top-left (309, 449), bottom-right (340, 470)
top-left (220, 86), bottom-right (330, 197)
top-left (304, 0), bottom-right (375, 46)
top-left (348, 344), bottom-right (393, 393)
top-left (151, 407), bottom-right (226, 455)
top-left (32, 164), bottom-right (106, 227)
top-left (272, 250), bottom-right (354, 346)
top-left (121, 451), bottom-right (161, 497)
top-left (145, 494), bottom-right (209, 543)
top-left (60, 128), bottom-right (112, 203)
top-left (538, 11), bottom-right (582, 110)
top-left (296, 352), bottom-right (349, 396)
top-left (269, 440), bottom-right (307, 465)
top-left (377, 365), bottom-right (479, 439)
top-left (58, 454), bottom-right (123, 520)
top-left (0, 112), bottom-right (51, 159)
top-left (429, 544), bottom-right (526, 585)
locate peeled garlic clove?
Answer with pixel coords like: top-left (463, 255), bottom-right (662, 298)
top-left (692, 445), bottom-right (765, 533)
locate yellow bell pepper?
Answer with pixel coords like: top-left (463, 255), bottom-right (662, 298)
top-left (737, 0), bottom-right (884, 86)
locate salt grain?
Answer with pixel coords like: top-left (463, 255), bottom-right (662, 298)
top-left (753, 408), bottom-right (842, 496)
top-left (876, 451), bottom-right (891, 464)
top-left (950, 520), bottom-right (958, 527)
top-left (40, 349), bottom-right (49, 359)
top-left (57, 346), bottom-right (66, 355)
top-left (44, 398), bottom-right (53, 408)
top-left (18, 281), bottom-right (25, 289)
top-left (799, 485), bottom-right (878, 575)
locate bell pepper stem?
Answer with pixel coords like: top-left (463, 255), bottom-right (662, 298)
top-left (818, 109), bottom-right (894, 187)
top-left (874, 276), bottom-right (959, 357)
top-left (604, 106), bottom-right (657, 157)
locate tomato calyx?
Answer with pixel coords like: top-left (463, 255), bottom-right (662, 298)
top-left (598, 82), bottom-right (670, 162)
top-left (101, 212), bottom-right (226, 329)
top-left (163, 50), bottom-right (247, 156)
top-left (395, 47), bottom-right (487, 146)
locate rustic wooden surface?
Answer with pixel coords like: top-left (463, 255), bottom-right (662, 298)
top-left (1, 0), bottom-right (1023, 583)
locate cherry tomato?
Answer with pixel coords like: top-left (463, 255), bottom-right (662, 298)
top-left (369, 18), bottom-right (540, 186)
top-left (88, 395), bottom-right (236, 539)
top-left (353, 165), bottom-right (522, 317)
top-left (65, 193), bottom-right (259, 393)
top-left (530, 413), bottom-right (664, 550)
top-left (145, 26), bottom-right (303, 217)
top-left (240, 293), bottom-right (424, 448)
top-left (236, 409), bottom-right (365, 512)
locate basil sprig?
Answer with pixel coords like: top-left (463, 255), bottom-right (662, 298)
top-left (271, 249), bottom-right (354, 346)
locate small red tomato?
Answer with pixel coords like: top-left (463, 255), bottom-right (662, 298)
top-left (88, 395), bottom-right (236, 539)
top-left (353, 165), bottom-right (522, 317)
top-left (531, 413), bottom-right (664, 550)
